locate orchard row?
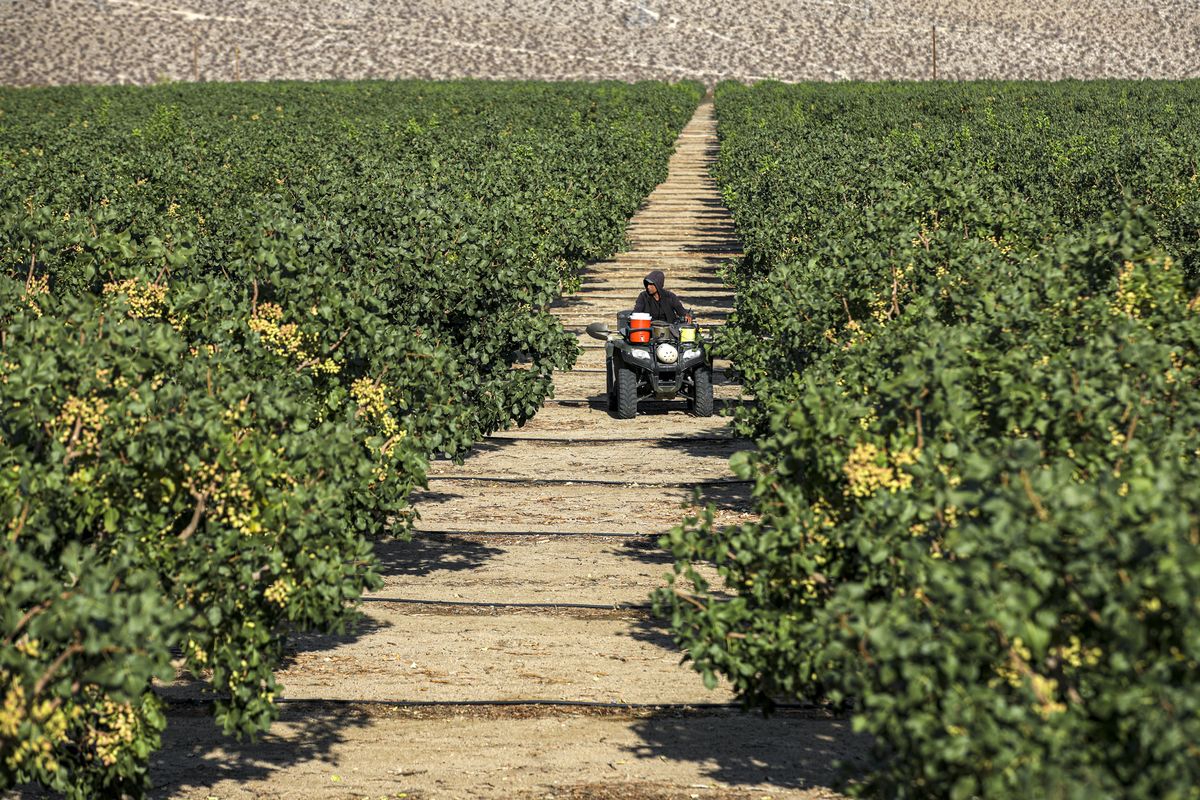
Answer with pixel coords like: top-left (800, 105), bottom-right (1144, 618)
top-left (0, 79), bottom-right (702, 797)
top-left (658, 80), bottom-right (1200, 799)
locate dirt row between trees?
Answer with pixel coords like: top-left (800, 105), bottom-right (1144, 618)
top-left (149, 100), bottom-right (864, 799)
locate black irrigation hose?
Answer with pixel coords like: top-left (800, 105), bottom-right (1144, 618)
top-left (543, 398), bottom-right (752, 408)
top-left (578, 278), bottom-right (729, 285)
top-left (579, 266), bottom-right (729, 271)
top-left (581, 260), bottom-right (729, 265)
top-left (565, 319), bottom-right (729, 324)
top-left (361, 597), bottom-right (654, 611)
top-left (572, 274), bottom-right (735, 280)
top-left (568, 367), bottom-right (729, 374)
top-left (543, 396), bottom-right (742, 402)
top-left (607, 248), bottom-right (738, 254)
top-left (568, 286), bottom-right (735, 293)
top-left (484, 434), bottom-right (737, 444)
top-left (423, 475), bottom-right (752, 487)
top-left (412, 529), bottom-right (653, 539)
top-left (284, 699), bottom-right (817, 711)
top-left (161, 696), bottom-right (825, 713)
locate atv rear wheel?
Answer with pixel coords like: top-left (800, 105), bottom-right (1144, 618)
top-left (614, 360), bottom-right (638, 419)
top-left (691, 365), bottom-right (714, 417)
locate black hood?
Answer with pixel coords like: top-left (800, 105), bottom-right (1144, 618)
top-left (644, 269), bottom-right (666, 290)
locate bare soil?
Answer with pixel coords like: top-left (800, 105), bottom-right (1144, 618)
top-left (365, 534), bottom-right (724, 606)
top-left (143, 101), bottom-right (864, 799)
top-left (412, 480), bottom-right (756, 536)
top-left (150, 706), bottom-right (862, 800)
top-left (485, 403), bottom-right (736, 439)
top-left (427, 437), bottom-right (748, 482)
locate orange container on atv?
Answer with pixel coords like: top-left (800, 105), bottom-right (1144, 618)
top-left (629, 312), bottom-right (652, 343)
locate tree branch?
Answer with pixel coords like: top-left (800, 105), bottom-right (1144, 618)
top-left (33, 642), bottom-right (83, 697)
top-left (177, 490), bottom-right (208, 541)
top-left (4, 598), bottom-right (51, 645)
top-left (1124, 407), bottom-right (1141, 451)
top-left (296, 328), bottom-right (351, 371)
top-left (61, 415), bottom-right (84, 465)
top-left (9, 501), bottom-right (31, 540)
top-left (673, 589), bottom-right (707, 611)
top-left (1019, 470), bottom-right (1049, 521)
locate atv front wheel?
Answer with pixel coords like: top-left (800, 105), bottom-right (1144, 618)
top-left (690, 365), bottom-right (714, 417)
top-left (606, 356), bottom-right (617, 412)
top-left (614, 361), bottom-right (638, 419)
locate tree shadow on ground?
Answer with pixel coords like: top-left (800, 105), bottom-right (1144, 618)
top-left (625, 709), bottom-right (870, 793)
top-left (691, 480), bottom-right (755, 515)
top-left (444, 431), bottom-right (747, 460)
top-left (621, 610), bottom-right (687, 652)
top-left (268, 608), bottom-right (395, 667)
top-left (648, 432), bottom-right (753, 460)
top-left (407, 487), bottom-right (463, 506)
top-left (145, 704), bottom-right (378, 798)
top-left (605, 536), bottom-right (739, 592)
top-left (680, 242), bottom-right (741, 255)
top-left (273, 533), bottom-right (502, 664)
top-left (577, 396), bottom-right (751, 415)
top-left (637, 196), bottom-right (727, 210)
top-left (372, 531), bottom-right (504, 578)
top-left (612, 536), bottom-right (675, 564)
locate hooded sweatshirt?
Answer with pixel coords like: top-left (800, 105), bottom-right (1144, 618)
top-left (633, 269), bottom-right (688, 323)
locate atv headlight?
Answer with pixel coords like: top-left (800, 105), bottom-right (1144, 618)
top-left (655, 343), bottom-right (679, 364)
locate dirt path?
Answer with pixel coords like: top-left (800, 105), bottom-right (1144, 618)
top-left (150, 100), bottom-right (862, 800)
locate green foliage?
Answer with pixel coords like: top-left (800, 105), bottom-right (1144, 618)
top-left (0, 78), bottom-right (701, 797)
top-left (656, 81), bottom-right (1200, 798)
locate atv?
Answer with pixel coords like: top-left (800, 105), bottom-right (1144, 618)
top-left (586, 310), bottom-right (713, 419)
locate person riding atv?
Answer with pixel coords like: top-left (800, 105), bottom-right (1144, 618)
top-left (635, 270), bottom-right (692, 324)
top-left (585, 268), bottom-right (712, 418)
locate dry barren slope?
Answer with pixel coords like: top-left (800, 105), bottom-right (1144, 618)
top-left (2, 0), bottom-right (1199, 87)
